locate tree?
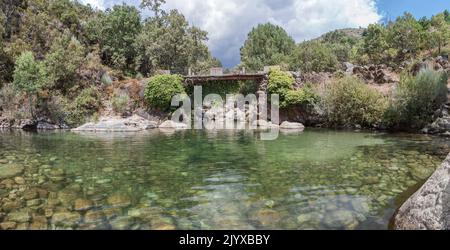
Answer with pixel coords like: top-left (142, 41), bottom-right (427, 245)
top-left (290, 41), bottom-right (339, 73)
top-left (140, 0), bottom-right (166, 17)
top-left (387, 12), bottom-right (423, 60)
top-left (44, 31), bottom-right (85, 91)
top-left (362, 24), bottom-right (390, 64)
top-left (12, 51), bottom-right (47, 117)
top-left (99, 4), bottom-right (141, 71)
top-left (240, 23), bottom-right (295, 71)
top-left (134, 9), bottom-right (217, 75)
top-left (429, 13), bottom-right (450, 54)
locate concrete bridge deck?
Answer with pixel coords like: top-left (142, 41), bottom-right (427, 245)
top-left (184, 73), bottom-right (267, 85)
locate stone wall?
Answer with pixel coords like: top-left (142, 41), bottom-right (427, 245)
top-left (394, 153), bottom-right (450, 230)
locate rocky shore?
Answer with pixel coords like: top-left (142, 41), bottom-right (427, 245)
top-left (394, 153), bottom-right (450, 230)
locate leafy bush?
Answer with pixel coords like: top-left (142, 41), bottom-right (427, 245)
top-left (282, 86), bottom-right (318, 108)
top-left (101, 73), bottom-right (113, 86)
top-left (0, 84), bottom-right (20, 118)
top-left (145, 74), bottom-right (185, 110)
top-left (267, 69), bottom-right (294, 98)
top-left (75, 86), bottom-right (101, 110)
top-left (44, 31), bottom-right (85, 90)
top-left (322, 76), bottom-right (388, 127)
top-left (63, 86), bottom-right (101, 126)
top-left (13, 52), bottom-right (46, 94)
top-left (385, 69), bottom-right (448, 128)
top-left (112, 92), bottom-right (130, 115)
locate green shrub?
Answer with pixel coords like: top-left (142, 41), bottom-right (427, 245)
top-left (385, 69), bottom-right (448, 128)
top-left (0, 84), bottom-right (20, 118)
top-left (282, 86), bottom-right (318, 108)
top-left (145, 74), bottom-right (185, 110)
top-left (101, 73), bottom-right (113, 86)
top-left (44, 32), bottom-right (85, 90)
top-left (13, 52), bottom-right (46, 94)
top-left (61, 86), bottom-right (101, 126)
top-left (112, 92), bottom-right (130, 114)
top-left (322, 76), bottom-right (388, 127)
top-left (267, 69), bottom-right (294, 98)
top-left (75, 86), bottom-right (101, 110)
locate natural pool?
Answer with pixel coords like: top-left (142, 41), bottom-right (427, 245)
top-left (0, 129), bottom-right (449, 230)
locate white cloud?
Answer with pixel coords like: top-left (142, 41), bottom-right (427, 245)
top-left (79, 0), bottom-right (105, 10)
top-left (79, 0), bottom-right (382, 67)
top-left (162, 0), bottom-right (381, 67)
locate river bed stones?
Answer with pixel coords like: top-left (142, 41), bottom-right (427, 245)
top-left (74, 198), bottom-right (94, 211)
top-left (0, 130), bottom-right (449, 230)
top-left (107, 193), bottom-right (132, 208)
top-left (6, 210), bottom-right (31, 223)
top-left (51, 211), bottom-right (81, 227)
top-left (0, 164), bottom-right (24, 179)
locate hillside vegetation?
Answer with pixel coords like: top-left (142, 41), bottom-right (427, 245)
top-left (0, 0), bottom-right (449, 132)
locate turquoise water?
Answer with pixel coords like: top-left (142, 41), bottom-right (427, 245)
top-left (0, 129), bottom-right (449, 230)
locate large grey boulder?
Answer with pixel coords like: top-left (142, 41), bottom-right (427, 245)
top-left (279, 121), bottom-right (305, 131)
top-left (158, 120), bottom-right (188, 129)
top-left (72, 115), bottom-right (157, 132)
top-left (394, 153), bottom-right (450, 230)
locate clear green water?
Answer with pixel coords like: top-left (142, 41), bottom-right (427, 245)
top-left (0, 129), bottom-right (449, 230)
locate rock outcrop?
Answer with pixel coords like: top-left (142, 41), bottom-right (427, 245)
top-left (394, 153), bottom-right (450, 230)
top-left (352, 64), bottom-right (398, 84)
top-left (72, 115), bottom-right (157, 132)
top-left (158, 120), bottom-right (188, 129)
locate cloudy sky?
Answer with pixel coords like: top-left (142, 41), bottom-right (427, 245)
top-left (80, 0), bottom-right (450, 67)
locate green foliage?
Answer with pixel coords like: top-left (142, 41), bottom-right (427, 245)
top-left (101, 73), bottom-right (113, 86)
top-left (0, 84), bottom-right (20, 118)
top-left (145, 74), bottom-right (185, 110)
top-left (282, 87), bottom-right (317, 108)
top-left (12, 52), bottom-right (46, 94)
top-left (134, 9), bottom-right (215, 75)
top-left (112, 92), bottom-right (130, 114)
top-left (322, 76), bottom-right (388, 127)
top-left (44, 31), bottom-right (85, 90)
top-left (98, 4), bottom-right (141, 71)
top-left (267, 69), bottom-right (294, 99)
top-left (240, 23), bottom-right (295, 71)
top-left (75, 86), bottom-right (101, 110)
top-left (385, 69), bottom-right (448, 129)
top-left (62, 86), bottom-right (101, 126)
top-left (387, 12), bottom-right (423, 59)
top-left (428, 13), bottom-right (450, 54)
top-left (362, 24), bottom-right (390, 64)
top-left (290, 41), bottom-right (340, 72)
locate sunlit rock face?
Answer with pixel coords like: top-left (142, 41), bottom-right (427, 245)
top-left (394, 153), bottom-right (450, 230)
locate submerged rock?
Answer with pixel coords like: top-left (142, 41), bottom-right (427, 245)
top-left (0, 164), bottom-right (24, 179)
top-left (51, 211), bottom-right (81, 227)
top-left (107, 192), bottom-right (132, 208)
top-left (74, 198), bottom-right (94, 211)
